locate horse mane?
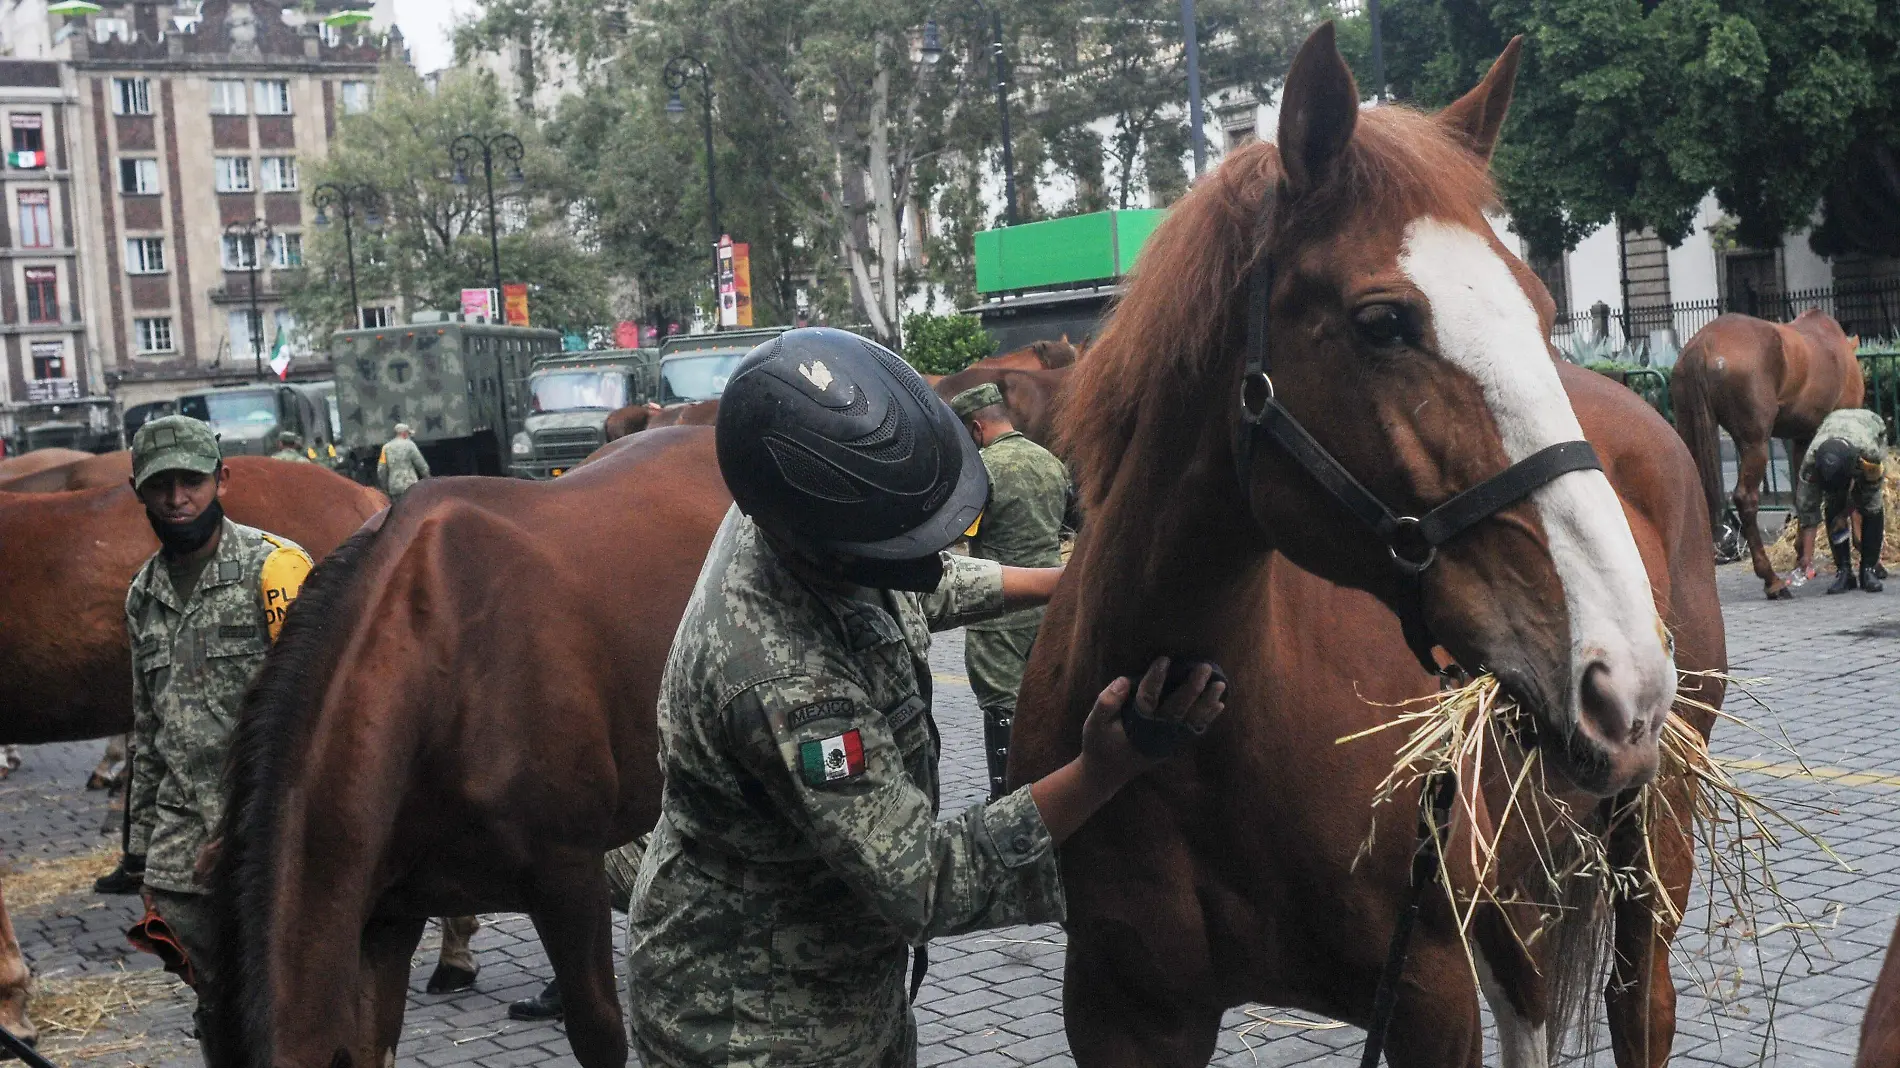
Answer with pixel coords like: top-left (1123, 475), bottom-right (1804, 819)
top-left (1057, 105), bottom-right (1497, 511)
top-left (211, 522), bottom-right (384, 1068)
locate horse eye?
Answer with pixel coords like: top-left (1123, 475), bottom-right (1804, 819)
top-left (1353, 304), bottom-right (1412, 347)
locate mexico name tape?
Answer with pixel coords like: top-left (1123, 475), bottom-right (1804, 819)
top-left (799, 730), bottom-right (866, 786)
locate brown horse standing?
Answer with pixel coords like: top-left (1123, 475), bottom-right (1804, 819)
top-left (213, 427), bottom-right (731, 1068)
top-left (1672, 310), bottom-right (1863, 598)
top-left (0, 448), bottom-right (94, 490)
top-left (932, 366), bottom-right (1073, 451)
top-left (1012, 27), bottom-right (1721, 1068)
top-left (0, 450), bottom-right (131, 493)
top-left (601, 398), bottom-right (721, 441)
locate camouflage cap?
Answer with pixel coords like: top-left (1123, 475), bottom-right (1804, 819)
top-left (278, 430), bottom-right (301, 446)
top-left (948, 382), bottom-right (1004, 420)
top-left (131, 415), bottom-right (221, 490)
top-left (393, 422), bottom-right (411, 435)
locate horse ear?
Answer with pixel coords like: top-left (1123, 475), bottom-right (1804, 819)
top-left (1277, 22), bottom-right (1359, 196)
top-left (1438, 36), bottom-right (1524, 162)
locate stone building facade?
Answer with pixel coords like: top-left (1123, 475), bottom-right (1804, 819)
top-left (31, 0), bottom-right (399, 408)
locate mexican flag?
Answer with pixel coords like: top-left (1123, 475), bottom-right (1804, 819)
top-left (798, 730), bottom-right (865, 786)
top-left (268, 330), bottom-right (291, 379)
top-left (9, 150), bottom-right (43, 169)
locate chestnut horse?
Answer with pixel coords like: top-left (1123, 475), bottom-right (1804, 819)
top-left (0, 448), bottom-right (94, 490)
top-left (1672, 310), bottom-right (1862, 598)
top-left (932, 366), bottom-right (1072, 451)
top-left (0, 450), bottom-right (131, 493)
top-left (212, 427), bottom-right (731, 1068)
top-left (1012, 27), bottom-right (1722, 1068)
top-left (1860, 921), bottom-right (1900, 1067)
top-left (0, 884), bottom-right (28, 1049)
top-left (601, 398), bottom-right (721, 442)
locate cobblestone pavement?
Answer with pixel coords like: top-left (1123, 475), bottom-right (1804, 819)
top-left (3, 560), bottom-right (1894, 1067)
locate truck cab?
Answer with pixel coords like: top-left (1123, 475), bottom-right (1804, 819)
top-left (510, 349), bottom-right (659, 479)
top-left (175, 381), bottom-right (336, 460)
top-left (654, 327), bottom-right (791, 405)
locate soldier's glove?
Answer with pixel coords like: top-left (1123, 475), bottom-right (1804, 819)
top-left (1121, 659), bottom-right (1226, 760)
top-left (1862, 458), bottom-right (1885, 484)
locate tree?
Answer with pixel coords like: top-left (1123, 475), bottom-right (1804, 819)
top-left (283, 64), bottom-right (606, 343)
top-left (1349, 0), bottom-right (1900, 256)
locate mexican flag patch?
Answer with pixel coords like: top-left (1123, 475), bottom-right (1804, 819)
top-left (799, 730), bottom-right (866, 786)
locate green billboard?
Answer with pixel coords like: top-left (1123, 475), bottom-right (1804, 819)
top-left (973, 209), bottom-right (1164, 294)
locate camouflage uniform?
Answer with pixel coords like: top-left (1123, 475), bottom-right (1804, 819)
top-left (378, 431), bottom-right (430, 498)
top-left (626, 509), bottom-right (1065, 1067)
top-left (271, 432), bottom-right (311, 463)
top-left (269, 448), bottom-right (311, 463)
top-left (125, 417), bottom-right (312, 1064)
top-left (959, 407), bottom-right (1068, 799)
top-left (1795, 408), bottom-right (1887, 527)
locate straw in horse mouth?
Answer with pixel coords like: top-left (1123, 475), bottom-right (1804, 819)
top-left (1337, 669), bottom-right (1843, 1022)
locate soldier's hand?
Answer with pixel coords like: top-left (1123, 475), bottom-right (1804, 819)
top-left (1079, 658), bottom-right (1226, 786)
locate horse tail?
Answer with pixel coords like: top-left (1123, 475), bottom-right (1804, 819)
top-left (1671, 346), bottom-right (1728, 532)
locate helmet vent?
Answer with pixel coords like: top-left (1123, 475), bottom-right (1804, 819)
top-left (766, 437), bottom-right (865, 503)
top-left (848, 398), bottom-right (914, 461)
top-left (870, 345), bottom-right (940, 411)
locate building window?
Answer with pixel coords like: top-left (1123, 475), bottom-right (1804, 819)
top-left (16, 190), bottom-right (52, 249)
top-left (359, 305), bottom-right (393, 329)
top-left (222, 233), bottom-right (259, 270)
top-left (112, 78), bottom-right (151, 116)
top-left (229, 308), bottom-right (263, 359)
top-left (126, 236), bottom-right (166, 273)
top-left (23, 267), bottom-right (57, 324)
top-left (209, 79), bottom-right (248, 115)
top-left (272, 307), bottom-right (296, 348)
top-left (339, 81), bottom-right (372, 114)
top-left (9, 115), bottom-right (44, 169)
top-left (260, 156), bottom-right (298, 192)
top-left (136, 317), bottom-right (175, 354)
top-left (1528, 251), bottom-right (1571, 322)
top-left (93, 17), bottom-right (130, 44)
top-left (270, 232), bottom-right (302, 268)
top-left (30, 340), bottom-right (65, 379)
top-left (118, 157), bottom-right (159, 194)
top-left (253, 80), bottom-right (291, 115)
top-left (214, 156), bottom-right (252, 193)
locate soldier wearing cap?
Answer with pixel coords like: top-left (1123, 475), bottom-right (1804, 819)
top-left (377, 422), bottom-right (430, 499)
top-left (625, 329), bottom-right (1225, 1067)
top-left (113, 415), bottom-right (312, 1066)
top-left (1792, 407), bottom-right (1889, 594)
top-left (270, 430), bottom-right (311, 463)
top-left (948, 381), bottom-right (1071, 800)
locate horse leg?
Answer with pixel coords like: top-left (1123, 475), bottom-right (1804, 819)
top-left (425, 916), bottom-right (479, 994)
top-left (1604, 789), bottom-right (1691, 1068)
top-left (1732, 438), bottom-right (1786, 598)
top-left (0, 883), bottom-right (33, 1048)
top-left (1060, 927), bottom-right (1224, 1068)
top-left (358, 916), bottom-right (425, 1068)
top-left (527, 862), bottom-right (625, 1068)
top-left (1382, 947), bottom-right (1483, 1068)
top-left (1473, 909), bottom-right (1549, 1068)
top-left (0, 744), bottom-right (18, 781)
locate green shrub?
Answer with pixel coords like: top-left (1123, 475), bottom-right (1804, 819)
top-left (901, 313), bottom-right (993, 376)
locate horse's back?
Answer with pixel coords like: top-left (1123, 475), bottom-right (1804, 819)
top-left (1783, 309), bottom-right (1864, 413)
top-left (0, 447), bottom-right (97, 491)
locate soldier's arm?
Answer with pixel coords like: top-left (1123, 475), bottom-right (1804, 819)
top-left (727, 677), bottom-right (1064, 945)
top-left (259, 542), bottom-right (314, 642)
top-left (412, 443), bottom-right (431, 479)
top-left (1794, 468), bottom-right (1824, 529)
top-left (125, 602), bottom-right (161, 858)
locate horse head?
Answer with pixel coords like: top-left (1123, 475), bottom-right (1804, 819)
top-left (1064, 25), bottom-right (1673, 797)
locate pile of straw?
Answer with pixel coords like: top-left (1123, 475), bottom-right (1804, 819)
top-left (1764, 447), bottom-right (1900, 572)
top-left (1, 847), bottom-right (116, 912)
top-left (27, 967), bottom-right (186, 1062)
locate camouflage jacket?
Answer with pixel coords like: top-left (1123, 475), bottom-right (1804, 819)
top-left (378, 437), bottom-right (430, 497)
top-left (967, 431), bottom-right (1068, 633)
top-left (1795, 408), bottom-right (1888, 525)
top-left (127, 519), bottom-right (311, 893)
top-left (627, 509), bottom-right (1065, 1067)
top-left (269, 448), bottom-right (311, 463)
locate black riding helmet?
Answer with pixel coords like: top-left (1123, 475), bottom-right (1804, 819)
top-left (1813, 438), bottom-right (1858, 492)
top-left (716, 327), bottom-right (989, 567)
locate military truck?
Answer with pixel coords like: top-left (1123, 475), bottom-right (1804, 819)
top-left (3, 394), bottom-right (119, 455)
top-left (175, 380), bottom-right (338, 461)
top-left (964, 208), bottom-right (1159, 351)
top-left (509, 348), bottom-right (660, 479)
top-left (331, 315), bottom-right (562, 481)
top-left (654, 327), bottom-right (792, 406)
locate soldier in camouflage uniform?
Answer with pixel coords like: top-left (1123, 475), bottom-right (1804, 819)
top-left (270, 430), bottom-right (311, 462)
top-left (120, 415), bottom-right (314, 1066)
top-left (1793, 407), bottom-right (1888, 594)
top-left (626, 329), bottom-right (1225, 1067)
top-left (377, 422), bottom-right (430, 498)
top-left (948, 382), bottom-right (1070, 800)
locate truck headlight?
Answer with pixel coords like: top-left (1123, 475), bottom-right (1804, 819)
top-left (511, 431), bottom-right (533, 457)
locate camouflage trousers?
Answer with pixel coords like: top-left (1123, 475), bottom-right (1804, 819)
top-left (966, 625), bottom-right (1038, 802)
top-left (148, 889), bottom-right (224, 1068)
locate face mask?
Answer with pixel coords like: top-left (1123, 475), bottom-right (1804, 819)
top-left (838, 553), bottom-right (946, 593)
top-left (146, 499), bottom-right (225, 556)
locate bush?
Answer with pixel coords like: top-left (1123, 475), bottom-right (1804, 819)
top-left (901, 313), bottom-right (993, 376)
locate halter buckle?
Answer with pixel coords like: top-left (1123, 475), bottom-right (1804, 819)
top-left (1240, 371), bottom-right (1275, 421)
top-left (1386, 516), bottom-right (1437, 575)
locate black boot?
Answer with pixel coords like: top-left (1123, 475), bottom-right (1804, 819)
top-left (1862, 512), bottom-right (1885, 592)
top-left (1827, 531), bottom-right (1857, 594)
top-left (983, 709), bottom-right (1013, 803)
top-left (508, 980), bottom-right (563, 1021)
top-left (92, 853), bottom-right (145, 895)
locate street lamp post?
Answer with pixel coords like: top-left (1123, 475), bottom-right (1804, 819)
top-left (449, 131), bottom-right (525, 301)
top-left (665, 54), bottom-right (721, 330)
top-left (920, 8), bottom-right (1016, 225)
top-left (312, 181), bottom-right (382, 329)
top-left (224, 217), bottom-right (274, 376)
top-left (1182, 0), bottom-right (1205, 177)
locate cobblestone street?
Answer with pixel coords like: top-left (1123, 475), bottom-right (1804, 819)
top-left (3, 560), bottom-right (1895, 1067)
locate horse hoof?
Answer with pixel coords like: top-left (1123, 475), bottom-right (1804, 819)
top-left (1770, 586), bottom-right (1794, 601)
top-left (425, 964), bottom-right (477, 995)
top-left (85, 772), bottom-right (109, 790)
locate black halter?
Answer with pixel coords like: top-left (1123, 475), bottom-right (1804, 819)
top-left (1232, 197), bottom-right (1603, 663)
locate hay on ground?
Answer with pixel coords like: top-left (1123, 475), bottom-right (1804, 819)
top-left (27, 967), bottom-right (186, 1044)
top-left (1764, 446), bottom-right (1900, 572)
top-left (1, 847), bottom-right (117, 911)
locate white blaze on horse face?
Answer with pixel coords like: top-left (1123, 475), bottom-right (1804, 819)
top-left (1397, 218), bottom-right (1673, 734)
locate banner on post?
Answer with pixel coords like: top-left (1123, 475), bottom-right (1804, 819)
top-left (460, 288), bottom-right (498, 322)
top-left (502, 283), bottom-right (530, 326)
top-left (614, 321), bottom-right (641, 349)
top-left (717, 236), bottom-right (754, 328)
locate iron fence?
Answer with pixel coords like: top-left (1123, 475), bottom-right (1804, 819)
top-left (1553, 278), bottom-right (1900, 363)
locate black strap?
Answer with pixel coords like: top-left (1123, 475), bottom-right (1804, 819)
top-left (1359, 771), bottom-right (1456, 1068)
top-left (0, 1023), bottom-right (59, 1068)
top-left (1415, 440), bottom-right (1603, 547)
top-left (909, 945), bottom-right (929, 1002)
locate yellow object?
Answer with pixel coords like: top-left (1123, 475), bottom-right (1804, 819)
top-left (257, 537), bottom-right (314, 642)
top-left (962, 512), bottom-right (982, 538)
top-left (1862, 458), bottom-right (1884, 483)
top-left (551, 468), bottom-right (566, 477)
